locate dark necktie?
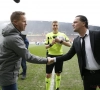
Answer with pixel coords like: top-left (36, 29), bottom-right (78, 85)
top-left (81, 35), bottom-right (87, 68)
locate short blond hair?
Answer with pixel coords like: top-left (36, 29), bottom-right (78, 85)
top-left (52, 21), bottom-right (58, 23)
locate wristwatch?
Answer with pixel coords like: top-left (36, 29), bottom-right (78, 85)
top-left (49, 44), bottom-right (53, 47)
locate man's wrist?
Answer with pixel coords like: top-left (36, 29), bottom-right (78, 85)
top-left (53, 57), bottom-right (56, 62)
top-left (49, 44), bottom-right (53, 47)
top-left (60, 40), bottom-right (63, 44)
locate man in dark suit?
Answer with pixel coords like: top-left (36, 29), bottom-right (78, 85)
top-left (52, 15), bottom-right (100, 90)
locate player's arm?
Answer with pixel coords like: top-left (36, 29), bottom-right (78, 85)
top-left (62, 35), bottom-right (71, 47)
top-left (44, 35), bottom-right (56, 49)
top-left (55, 38), bottom-right (71, 47)
top-left (54, 34), bottom-right (71, 47)
top-left (45, 39), bottom-right (56, 49)
top-left (61, 40), bottom-right (71, 47)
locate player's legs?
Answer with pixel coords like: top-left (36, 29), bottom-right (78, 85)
top-left (45, 63), bottom-right (55, 90)
top-left (21, 59), bottom-right (27, 80)
top-left (55, 61), bottom-right (63, 90)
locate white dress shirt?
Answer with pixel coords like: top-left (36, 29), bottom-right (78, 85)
top-left (80, 30), bottom-right (100, 70)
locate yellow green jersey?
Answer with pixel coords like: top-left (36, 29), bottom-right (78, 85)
top-left (45, 32), bottom-right (69, 55)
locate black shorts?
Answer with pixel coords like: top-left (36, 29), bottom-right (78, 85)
top-left (46, 54), bottom-right (63, 74)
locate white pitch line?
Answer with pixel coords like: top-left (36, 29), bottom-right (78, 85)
top-left (50, 69), bottom-right (55, 90)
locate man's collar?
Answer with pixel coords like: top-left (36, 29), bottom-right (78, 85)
top-left (79, 29), bottom-right (89, 37)
top-left (86, 29), bottom-right (89, 36)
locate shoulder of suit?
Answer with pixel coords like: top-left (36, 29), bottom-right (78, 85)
top-left (74, 36), bottom-right (80, 40)
top-left (89, 30), bottom-right (100, 34)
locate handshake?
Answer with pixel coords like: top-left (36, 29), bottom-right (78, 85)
top-left (47, 57), bottom-right (56, 65)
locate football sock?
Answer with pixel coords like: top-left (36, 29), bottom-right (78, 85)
top-left (56, 75), bottom-right (61, 89)
top-left (45, 77), bottom-right (51, 90)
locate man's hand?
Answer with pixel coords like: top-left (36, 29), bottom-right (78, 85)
top-left (55, 37), bottom-right (61, 43)
top-left (51, 39), bottom-right (56, 45)
top-left (47, 57), bottom-right (54, 65)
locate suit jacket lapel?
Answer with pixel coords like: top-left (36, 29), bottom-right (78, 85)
top-left (89, 31), bottom-right (94, 53)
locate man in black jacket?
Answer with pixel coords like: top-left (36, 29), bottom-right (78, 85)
top-left (52, 15), bottom-right (100, 90)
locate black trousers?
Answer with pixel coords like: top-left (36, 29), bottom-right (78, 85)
top-left (83, 69), bottom-right (100, 90)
